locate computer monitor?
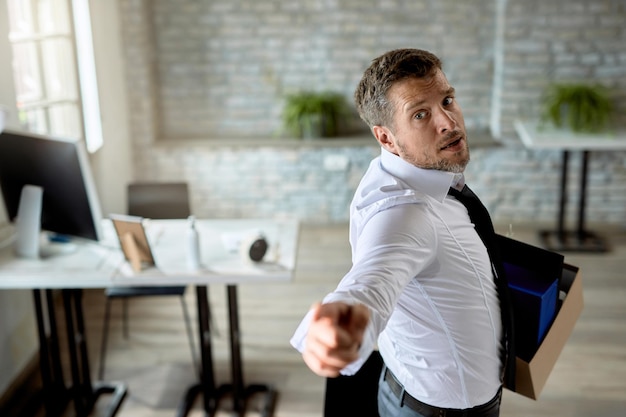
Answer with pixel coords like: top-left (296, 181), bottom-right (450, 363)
top-left (0, 129), bottom-right (103, 249)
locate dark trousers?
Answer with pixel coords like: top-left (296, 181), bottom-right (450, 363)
top-left (324, 351), bottom-right (384, 417)
top-left (378, 366), bottom-right (502, 417)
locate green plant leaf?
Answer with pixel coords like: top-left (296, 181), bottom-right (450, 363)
top-left (540, 83), bottom-right (614, 133)
top-left (281, 91), bottom-right (348, 138)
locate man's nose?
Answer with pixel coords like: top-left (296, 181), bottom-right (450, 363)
top-left (436, 109), bottom-right (456, 134)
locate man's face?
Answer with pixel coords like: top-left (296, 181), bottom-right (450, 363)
top-left (372, 69), bottom-right (469, 173)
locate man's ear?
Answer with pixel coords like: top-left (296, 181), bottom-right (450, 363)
top-left (373, 125), bottom-right (397, 154)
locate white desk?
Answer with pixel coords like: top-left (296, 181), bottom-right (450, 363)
top-left (0, 218), bottom-right (300, 417)
top-left (0, 227), bottom-right (127, 417)
top-left (514, 121), bottom-right (626, 252)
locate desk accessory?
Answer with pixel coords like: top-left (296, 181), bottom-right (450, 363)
top-left (14, 184), bottom-right (43, 258)
top-left (240, 233), bottom-right (268, 262)
top-left (187, 215), bottom-right (201, 270)
top-left (110, 214), bottom-right (155, 272)
top-left (248, 236), bottom-right (268, 262)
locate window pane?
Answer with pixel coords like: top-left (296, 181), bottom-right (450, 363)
top-left (38, 0), bottom-right (71, 35)
top-left (6, 0), bottom-right (92, 148)
top-left (41, 38), bottom-right (78, 100)
top-left (49, 104), bottom-right (82, 139)
top-left (18, 108), bottom-right (47, 134)
top-left (11, 42), bottom-right (43, 103)
top-left (7, 0), bottom-right (34, 36)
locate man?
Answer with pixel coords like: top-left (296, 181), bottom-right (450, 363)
top-left (291, 48), bottom-right (513, 417)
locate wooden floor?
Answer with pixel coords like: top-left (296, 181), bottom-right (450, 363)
top-left (55, 223), bottom-right (626, 416)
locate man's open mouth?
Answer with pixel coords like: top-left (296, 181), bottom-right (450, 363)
top-left (441, 137), bottom-right (462, 150)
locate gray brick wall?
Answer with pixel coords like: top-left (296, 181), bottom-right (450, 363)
top-left (500, 0), bottom-right (626, 140)
top-left (146, 0), bottom-right (498, 138)
top-left (118, 0), bottom-right (626, 227)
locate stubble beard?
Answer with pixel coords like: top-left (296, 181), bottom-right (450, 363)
top-left (430, 150), bottom-right (470, 173)
top-left (398, 142), bottom-right (470, 173)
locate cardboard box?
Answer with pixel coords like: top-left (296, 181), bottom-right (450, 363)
top-left (509, 263), bottom-right (583, 400)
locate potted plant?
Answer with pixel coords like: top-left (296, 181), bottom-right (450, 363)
top-left (540, 83), bottom-right (614, 133)
top-left (281, 91), bottom-right (348, 138)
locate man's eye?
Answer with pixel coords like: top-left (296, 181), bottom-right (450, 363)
top-left (415, 111), bottom-right (427, 120)
top-left (443, 97), bottom-right (454, 106)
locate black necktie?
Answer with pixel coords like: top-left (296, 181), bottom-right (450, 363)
top-left (448, 185), bottom-right (516, 390)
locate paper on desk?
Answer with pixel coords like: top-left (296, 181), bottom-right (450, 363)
top-left (220, 229), bottom-right (265, 253)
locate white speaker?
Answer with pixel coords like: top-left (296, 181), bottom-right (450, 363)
top-left (14, 185), bottom-right (43, 259)
top-left (240, 233), bottom-right (268, 263)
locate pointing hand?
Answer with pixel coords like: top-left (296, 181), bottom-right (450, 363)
top-left (302, 302), bottom-right (370, 377)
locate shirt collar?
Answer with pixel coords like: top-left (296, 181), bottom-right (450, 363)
top-left (380, 147), bottom-right (464, 203)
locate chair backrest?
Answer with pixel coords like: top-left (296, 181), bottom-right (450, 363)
top-left (127, 182), bottom-right (191, 219)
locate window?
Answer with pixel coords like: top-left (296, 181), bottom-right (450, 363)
top-left (6, 0), bottom-right (102, 152)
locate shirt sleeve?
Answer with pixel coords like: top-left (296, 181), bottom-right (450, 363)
top-left (290, 201), bottom-right (438, 375)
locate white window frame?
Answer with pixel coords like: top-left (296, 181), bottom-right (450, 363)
top-left (5, 0), bottom-right (102, 153)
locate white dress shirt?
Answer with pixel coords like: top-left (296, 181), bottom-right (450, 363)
top-left (291, 148), bottom-right (503, 409)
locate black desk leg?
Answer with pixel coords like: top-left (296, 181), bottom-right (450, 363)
top-left (539, 150), bottom-right (608, 252)
top-left (177, 285), bottom-right (277, 417)
top-left (32, 289), bottom-right (69, 416)
top-left (177, 285), bottom-right (219, 417)
top-left (62, 289), bottom-right (127, 417)
top-left (222, 284), bottom-right (278, 417)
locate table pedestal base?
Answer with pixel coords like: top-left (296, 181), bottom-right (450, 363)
top-left (89, 382), bottom-right (128, 417)
top-left (218, 382), bottom-right (278, 417)
top-left (539, 229), bottom-right (608, 253)
top-left (177, 286), bottom-right (278, 417)
top-left (32, 289), bottom-right (127, 417)
top-left (177, 378), bottom-right (277, 417)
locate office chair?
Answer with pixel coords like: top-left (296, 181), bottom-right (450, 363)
top-left (98, 182), bottom-right (198, 379)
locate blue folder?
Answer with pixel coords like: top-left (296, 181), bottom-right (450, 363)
top-left (497, 235), bottom-right (564, 361)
